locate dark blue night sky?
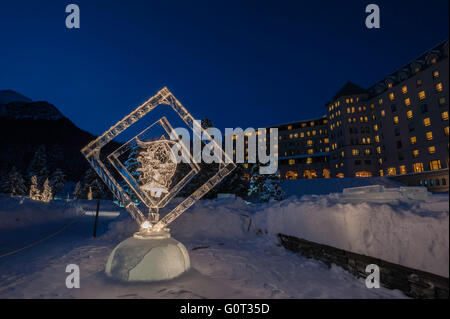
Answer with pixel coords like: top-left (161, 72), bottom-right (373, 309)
top-left (0, 0), bottom-right (448, 135)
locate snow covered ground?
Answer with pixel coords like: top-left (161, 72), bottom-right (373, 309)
top-left (1, 187), bottom-right (448, 299)
top-left (1, 194), bottom-right (433, 299)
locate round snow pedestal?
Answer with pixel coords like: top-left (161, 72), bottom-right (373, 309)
top-left (105, 235), bottom-right (190, 282)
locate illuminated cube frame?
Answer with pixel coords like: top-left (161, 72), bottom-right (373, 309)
top-left (81, 87), bottom-right (236, 232)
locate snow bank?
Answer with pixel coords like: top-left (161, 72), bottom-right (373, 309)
top-left (103, 197), bottom-right (252, 241)
top-left (103, 192), bottom-right (449, 277)
top-left (0, 196), bottom-right (83, 230)
top-left (252, 193), bottom-right (449, 277)
top-left (281, 177), bottom-right (403, 196)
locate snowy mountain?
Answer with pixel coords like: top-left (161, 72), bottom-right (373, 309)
top-left (0, 90), bottom-right (95, 181)
top-left (0, 89), bottom-right (31, 105)
top-left (0, 90), bottom-right (64, 120)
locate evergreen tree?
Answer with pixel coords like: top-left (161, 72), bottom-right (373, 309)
top-left (41, 178), bottom-right (53, 202)
top-left (261, 174), bottom-right (285, 201)
top-left (4, 167), bottom-right (27, 196)
top-left (248, 164), bottom-right (285, 202)
top-left (28, 145), bottom-right (49, 184)
top-left (73, 181), bottom-right (82, 200)
top-left (216, 163), bottom-right (249, 199)
top-left (50, 168), bottom-right (66, 195)
top-left (29, 175), bottom-right (41, 200)
top-left (82, 168), bottom-right (108, 199)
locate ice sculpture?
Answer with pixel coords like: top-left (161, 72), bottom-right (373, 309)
top-left (81, 87), bottom-right (236, 281)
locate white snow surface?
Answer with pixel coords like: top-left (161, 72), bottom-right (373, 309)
top-left (108, 194), bottom-right (449, 277)
top-left (0, 191), bottom-right (448, 298)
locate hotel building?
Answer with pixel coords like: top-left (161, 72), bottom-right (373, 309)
top-left (236, 40), bottom-right (449, 191)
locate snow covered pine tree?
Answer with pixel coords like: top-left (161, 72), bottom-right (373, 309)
top-left (29, 175), bottom-right (41, 200)
top-left (41, 178), bottom-right (53, 202)
top-left (50, 168), bottom-right (66, 196)
top-left (2, 166), bottom-right (27, 196)
top-left (28, 145), bottom-right (49, 184)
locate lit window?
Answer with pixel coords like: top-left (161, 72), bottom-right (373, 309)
top-left (379, 170), bottom-right (384, 176)
top-left (340, 151), bottom-right (344, 157)
top-left (426, 131), bottom-right (433, 141)
top-left (433, 70), bottom-right (439, 79)
top-left (404, 98), bottom-right (411, 106)
top-left (418, 91), bottom-right (426, 100)
top-left (428, 146), bottom-right (436, 154)
top-left (352, 149), bottom-right (359, 156)
top-left (373, 124), bottom-right (378, 131)
top-left (307, 131), bottom-right (311, 136)
top-left (381, 109), bottom-right (386, 117)
top-left (388, 83), bottom-right (393, 89)
top-left (436, 83), bottom-right (443, 92)
top-left (324, 138), bottom-right (329, 143)
top-left (399, 165), bottom-right (407, 175)
top-left (365, 149), bottom-right (371, 155)
top-left (306, 157), bottom-right (312, 164)
top-left (375, 135), bottom-right (380, 143)
top-left (347, 107), bottom-right (351, 114)
top-left (288, 159), bottom-right (295, 165)
top-left (307, 139), bottom-right (313, 146)
top-left (389, 92), bottom-right (395, 101)
top-left (376, 146), bottom-right (381, 154)
top-left (423, 118), bottom-right (431, 126)
top-left (378, 158), bottom-right (383, 164)
top-left (300, 132), bottom-right (305, 138)
top-left (387, 167), bottom-right (397, 176)
top-left (287, 125), bottom-right (292, 130)
top-left (406, 110), bottom-right (413, 119)
top-left (307, 149), bottom-right (313, 154)
top-left (402, 86), bottom-right (408, 94)
top-left (413, 150), bottom-right (419, 158)
top-left (444, 126), bottom-right (449, 136)
top-left (393, 116), bottom-right (399, 124)
top-left (355, 171), bottom-right (372, 178)
top-left (379, 98), bottom-right (383, 105)
top-left (442, 111), bottom-right (449, 121)
top-left (410, 136), bottom-right (417, 144)
top-left (413, 162), bottom-right (424, 173)
top-left (429, 160), bottom-right (441, 171)
top-left (336, 173), bottom-right (344, 178)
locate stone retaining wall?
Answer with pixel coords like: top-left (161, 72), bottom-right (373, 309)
top-left (278, 233), bottom-right (449, 299)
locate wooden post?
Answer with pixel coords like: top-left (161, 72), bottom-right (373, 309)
top-left (93, 199), bottom-right (100, 237)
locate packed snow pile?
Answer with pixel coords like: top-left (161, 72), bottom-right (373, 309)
top-left (104, 191), bottom-right (449, 278)
top-left (340, 185), bottom-right (429, 203)
top-left (281, 177), bottom-right (403, 196)
top-left (252, 193), bottom-right (449, 277)
top-left (0, 196), bottom-right (83, 230)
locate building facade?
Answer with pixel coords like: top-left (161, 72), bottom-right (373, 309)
top-left (326, 40), bottom-right (449, 181)
top-left (233, 40), bottom-right (449, 190)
